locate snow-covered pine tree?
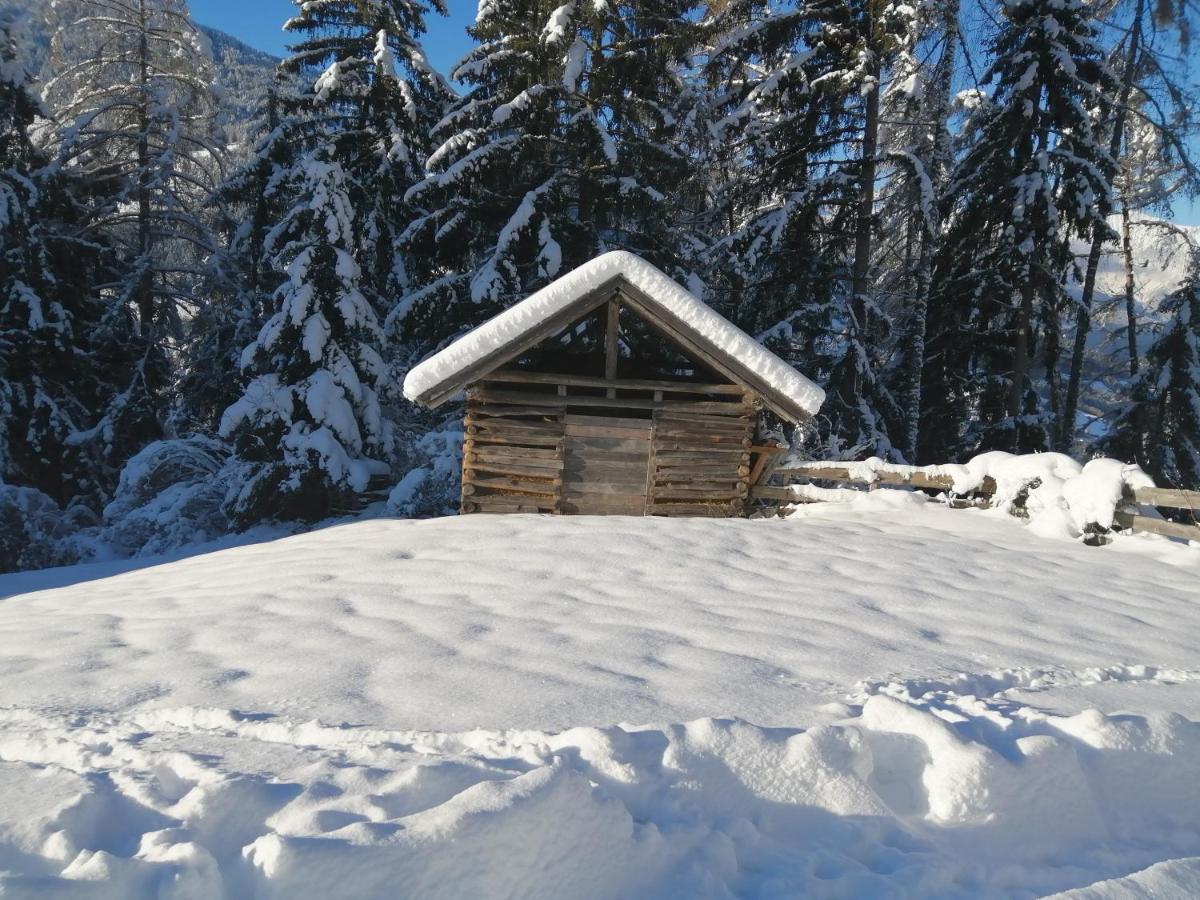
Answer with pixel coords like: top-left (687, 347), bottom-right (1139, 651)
top-left (40, 0), bottom-right (224, 468)
top-left (704, 0), bottom-right (905, 459)
top-left (1058, 0), bottom-right (1198, 448)
top-left (923, 0), bottom-right (1116, 459)
top-left (874, 0), bottom-right (959, 462)
top-left (1102, 252), bottom-right (1200, 490)
top-left (0, 8), bottom-right (98, 507)
top-left (176, 81), bottom-right (292, 433)
top-left (220, 154), bottom-right (394, 524)
top-left (400, 0), bottom-right (699, 356)
top-left (279, 0), bottom-right (453, 317)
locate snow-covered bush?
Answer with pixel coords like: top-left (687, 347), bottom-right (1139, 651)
top-left (386, 426), bottom-right (463, 518)
top-left (0, 483), bottom-right (95, 573)
top-left (101, 436), bottom-right (238, 557)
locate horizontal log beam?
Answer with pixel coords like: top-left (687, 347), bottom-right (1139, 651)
top-left (1113, 512), bottom-right (1200, 542)
top-left (486, 370), bottom-right (745, 395)
top-left (470, 388), bottom-right (754, 416)
top-left (773, 466), bottom-right (998, 495)
top-left (465, 446), bottom-right (562, 462)
top-left (1131, 486), bottom-right (1200, 509)
top-left (466, 463), bottom-right (562, 481)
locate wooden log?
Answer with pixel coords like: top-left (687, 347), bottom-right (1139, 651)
top-left (486, 369), bottom-right (745, 395)
top-left (773, 466), bottom-right (999, 495)
top-left (652, 465), bottom-right (744, 480)
top-left (466, 463), bottom-right (563, 481)
top-left (654, 451), bottom-right (751, 465)
top-left (465, 476), bottom-right (560, 497)
top-left (652, 486), bottom-right (747, 500)
top-left (465, 444), bottom-right (561, 461)
top-left (471, 498), bottom-right (557, 514)
top-left (467, 451), bottom-right (563, 469)
top-left (654, 474), bottom-right (743, 487)
top-left (654, 428), bottom-right (752, 444)
top-left (465, 431), bottom-right (564, 448)
top-left (472, 388), bottom-right (753, 416)
top-left (751, 446), bottom-right (785, 488)
top-left (656, 402), bottom-right (757, 417)
top-left (750, 486), bottom-right (799, 501)
top-left (650, 502), bottom-right (743, 517)
top-left (1113, 511), bottom-right (1200, 542)
top-left (1129, 486), bottom-right (1200, 509)
top-left (465, 415), bottom-right (563, 435)
top-left (655, 438), bottom-right (753, 452)
top-left (653, 411), bottom-right (753, 430)
top-left (604, 299), bottom-right (620, 396)
top-left (465, 401), bottom-right (563, 419)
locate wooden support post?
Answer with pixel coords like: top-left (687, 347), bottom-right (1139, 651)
top-left (605, 299), bottom-right (620, 398)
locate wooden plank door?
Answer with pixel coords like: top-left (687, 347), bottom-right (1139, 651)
top-left (646, 409), bottom-right (754, 517)
top-left (559, 414), bottom-right (653, 515)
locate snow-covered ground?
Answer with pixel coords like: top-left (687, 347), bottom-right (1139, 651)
top-left (0, 501), bottom-right (1198, 898)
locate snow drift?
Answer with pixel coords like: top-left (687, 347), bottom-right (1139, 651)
top-left (2, 679), bottom-right (1200, 898)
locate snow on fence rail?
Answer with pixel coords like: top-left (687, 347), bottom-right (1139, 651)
top-left (751, 453), bottom-right (1200, 544)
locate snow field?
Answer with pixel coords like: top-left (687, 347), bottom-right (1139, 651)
top-left (0, 502), bottom-right (1197, 897)
top-left (2, 675), bottom-right (1200, 898)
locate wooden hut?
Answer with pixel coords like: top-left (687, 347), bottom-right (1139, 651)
top-left (403, 252), bottom-right (825, 517)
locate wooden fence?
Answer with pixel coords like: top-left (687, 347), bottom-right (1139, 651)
top-left (751, 461), bottom-right (1200, 544)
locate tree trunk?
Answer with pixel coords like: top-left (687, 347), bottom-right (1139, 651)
top-left (901, 4), bottom-right (958, 463)
top-left (1058, 0), bottom-right (1145, 448)
top-left (850, 49), bottom-right (879, 309)
top-left (135, 0), bottom-right (154, 335)
top-left (1010, 277), bottom-right (1035, 425)
top-left (1121, 194), bottom-right (1139, 376)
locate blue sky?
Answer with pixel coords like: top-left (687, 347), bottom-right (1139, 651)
top-left (188, 0), bottom-right (476, 75)
top-left (190, 0), bottom-right (1199, 225)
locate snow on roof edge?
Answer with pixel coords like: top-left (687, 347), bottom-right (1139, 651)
top-left (402, 251), bottom-right (826, 418)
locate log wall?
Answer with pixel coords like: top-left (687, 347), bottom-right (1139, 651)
top-left (459, 370), bottom-right (761, 517)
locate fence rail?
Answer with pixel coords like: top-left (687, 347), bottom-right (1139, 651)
top-left (751, 462), bottom-right (1200, 544)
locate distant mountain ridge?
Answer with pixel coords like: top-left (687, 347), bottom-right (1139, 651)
top-left (199, 24), bottom-right (280, 71)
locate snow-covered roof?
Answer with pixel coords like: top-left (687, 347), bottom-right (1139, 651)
top-left (403, 251), bottom-right (826, 421)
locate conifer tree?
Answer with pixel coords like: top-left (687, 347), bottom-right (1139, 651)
top-left (1103, 253), bottom-right (1200, 490)
top-left (875, 0), bottom-right (959, 462)
top-left (400, 0), bottom-right (699, 356)
top-left (0, 9), bottom-right (104, 507)
top-left (40, 0), bottom-right (224, 466)
top-left (924, 0), bottom-right (1116, 459)
top-left (279, 0), bottom-right (452, 315)
top-left (704, 0), bottom-right (904, 458)
top-left (220, 155), bottom-right (394, 524)
top-left (1059, 0), bottom-right (1198, 447)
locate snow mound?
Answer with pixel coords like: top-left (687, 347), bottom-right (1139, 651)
top-left (402, 250), bottom-right (826, 417)
top-left (2, 679), bottom-right (1200, 898)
